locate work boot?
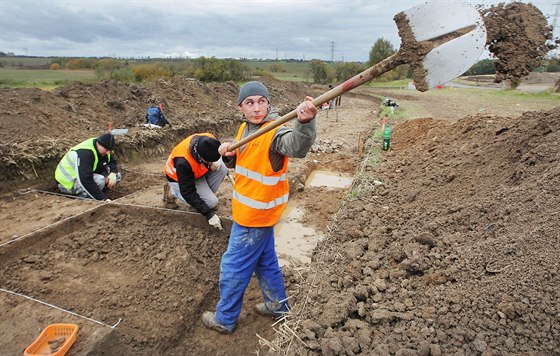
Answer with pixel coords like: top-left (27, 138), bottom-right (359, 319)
top-left (163, 183), bottom-right (178, 209)
top-left (201, 311), bottom-right (235, 334)
top-left (254, 302), bottom-right (289, 318)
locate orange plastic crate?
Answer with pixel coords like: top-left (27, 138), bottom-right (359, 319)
top-left (24, 324), bottom-right (78, 356)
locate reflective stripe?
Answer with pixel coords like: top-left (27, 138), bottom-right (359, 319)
top-left (233, 191), bottom-right (289, 210)
top-left (57, 152), bottom-right (77, 182)
top-left (235, 166), bottom-right (287, 186)
top-left (165, 165), bottom-right (175, 176)
top-left (57, 163), bottom-right (75, 183)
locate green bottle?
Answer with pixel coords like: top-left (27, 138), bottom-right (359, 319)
top-left (382, 124), bottom-right (391, 151)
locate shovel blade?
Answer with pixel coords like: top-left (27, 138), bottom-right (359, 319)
top-left (403, 1), bottom-right (483, 42)
top-left (422, 24), bottom-right (486, 88)
top-left (402, 1), bottom-right (486, 90)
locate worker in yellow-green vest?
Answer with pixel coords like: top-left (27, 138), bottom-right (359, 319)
top-left (55, 133), bottom-right (121, 201)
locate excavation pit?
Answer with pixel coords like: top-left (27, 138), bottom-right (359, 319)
top-left (305, 170), bottom-right (354, 189)
top-left (0, 203), bottom-right (230, 355)
top-left (276, 170), bottom-right (354, 266)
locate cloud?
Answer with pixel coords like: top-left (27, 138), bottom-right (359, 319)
top-left (1, 0), bottom-right (556, 61)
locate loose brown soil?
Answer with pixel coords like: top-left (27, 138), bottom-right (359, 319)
top-left (480, 2), bottom-right (558, 85)
top-left (278, 106), bottom-right (560, 355)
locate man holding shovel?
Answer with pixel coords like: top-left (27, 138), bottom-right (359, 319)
top-left (200, 0), bottom-right (489, 332)
top-left (202, 81), bottom-right (318, 333)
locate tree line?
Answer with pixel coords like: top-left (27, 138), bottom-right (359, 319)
top-left (4, 38), bottom-right (559, 85)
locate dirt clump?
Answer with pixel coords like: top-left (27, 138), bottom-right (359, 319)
top-left (480, 2), bottom-right (558, 85)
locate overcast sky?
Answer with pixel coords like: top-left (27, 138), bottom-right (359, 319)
top-left (1, 0), bottom-right (558, 62)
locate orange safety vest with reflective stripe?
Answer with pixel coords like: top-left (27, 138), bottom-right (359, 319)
top-left (232, 122), bottom-right (289, 227)
top-left (164, 133), bottom-right (216, 181)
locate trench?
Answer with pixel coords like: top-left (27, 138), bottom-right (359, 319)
top-left (1, 153), bottom-right (360, 355)
top-left (276, 170), bottom-right (354, 266)
top-left (1, 148), bottom-right (361, 355)
top-left (1, 94), bottom-right (374, 354)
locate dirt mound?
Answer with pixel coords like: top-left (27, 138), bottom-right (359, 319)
top-left (278, 107), bottom-right (560, 355)
top-left (0, 77), bottom-right (319, 191)
top-left (481, 2), bottom-right (558, 84)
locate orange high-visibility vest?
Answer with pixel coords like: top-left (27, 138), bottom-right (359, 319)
top-left (164, 133), bottom-right (216, 181)
top-left (232, 122), bottom-right (289, 227)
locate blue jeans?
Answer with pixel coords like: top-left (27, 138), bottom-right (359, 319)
top-left (215, 222), bottom-right (288, 328)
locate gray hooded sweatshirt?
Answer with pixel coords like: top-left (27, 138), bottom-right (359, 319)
top-left (226, 107), bottom-right (316, 171)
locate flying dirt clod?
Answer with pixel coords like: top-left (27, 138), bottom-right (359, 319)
top-left (479, 1), bottom-right (558, 86)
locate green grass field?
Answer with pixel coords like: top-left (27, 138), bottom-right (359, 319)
top-left (0, 69), bottom-right (96, 88)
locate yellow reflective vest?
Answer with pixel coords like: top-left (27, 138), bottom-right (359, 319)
top-left (55, 138), bottom-right (110, 191)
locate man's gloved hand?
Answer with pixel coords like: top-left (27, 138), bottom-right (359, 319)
top-left (210, 161), bottom-right (221, 171)
top-left (107, 172), bottom-right (118, 189)
top-left (208, 214), bottom-right (223, 231)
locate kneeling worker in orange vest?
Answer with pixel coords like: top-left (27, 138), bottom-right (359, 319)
top-left (163, 133), bottom-right (227, 231)
top-left (201, 81), bottom-right (318, 333)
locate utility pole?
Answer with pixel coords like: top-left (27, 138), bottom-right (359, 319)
top-left (330, 40), bottom-right (335, 63)
top-left (552, 2), bottom-right (560, 56)
top-left (553, 2), bottom-right (560, 31)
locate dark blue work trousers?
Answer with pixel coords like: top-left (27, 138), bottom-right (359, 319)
top-left (215, 222), bottom-right (288, 328)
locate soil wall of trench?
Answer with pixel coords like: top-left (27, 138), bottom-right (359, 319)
top-left (0, 76), bottom-right (317, 192)
top-left (274, 107), bottom-right (560, 355)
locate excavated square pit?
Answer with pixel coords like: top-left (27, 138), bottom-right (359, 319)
top-left (0, 203), bottom-right (227, 354)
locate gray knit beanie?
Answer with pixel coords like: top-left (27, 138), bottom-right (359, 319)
top-left (237, 81), bottom-right (270, 105)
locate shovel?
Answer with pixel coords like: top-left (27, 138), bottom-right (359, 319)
top-left (228, 1), bottom-right (486, 151)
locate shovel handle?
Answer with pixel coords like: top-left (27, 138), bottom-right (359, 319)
top-left (227, 53), bottom-right (405, 152)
